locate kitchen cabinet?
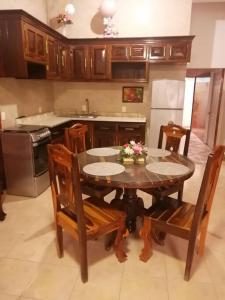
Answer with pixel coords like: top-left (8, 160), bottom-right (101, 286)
top-left (94, 122), bottom-right (117, 147)
top-left (93, 121), bottom-right (146, 147)
top-left (0, 10), bottom-right (194, 81)
top-left (46, 36), bottom-right (59, 79)
top-left (22, 21), bottom-right (47, 64)
top-left (117, 123), bottom-right (145, 145)
top-left (149, 39), bottom-right (192, 63)
top-left (111, 44), bottom-right (147, 61)
top-left (71, 44), bottom-right (110, 81)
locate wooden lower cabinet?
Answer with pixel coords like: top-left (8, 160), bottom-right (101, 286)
top-left (93, 122), bottom-right (117, 147)
top-left (93, 121), bottom-right (146, 147)
top-left (117, 123), bottom-right (146, 145)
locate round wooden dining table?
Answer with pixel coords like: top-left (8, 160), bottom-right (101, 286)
top-left (78, 147), bottom-right (195, 233)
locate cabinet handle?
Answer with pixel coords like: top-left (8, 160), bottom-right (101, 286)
top-left (46, 40), bottom-right (48, 54)
top-left (56, 54), bottom-right (59, 65)
top-left (84, 58), bottom-right (87, 70)
top-left (62, 55), bottom-right (64, 67)
top-left (46, 64), bottom-right (49, 71)
top-left (90, 58), bottom-right (93, 70)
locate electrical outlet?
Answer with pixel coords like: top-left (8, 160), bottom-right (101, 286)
top-left (1, 111), bottom-right (6, 120)
top-left (82, 104), bottom-right (86, 112)
top-left (122, 106), bottom-right (126, 113)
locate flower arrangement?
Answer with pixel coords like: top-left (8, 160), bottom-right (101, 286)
top-left (120, 141), bottom-right (147, 163)
top-left (56, 14), bottom-right (73, 25)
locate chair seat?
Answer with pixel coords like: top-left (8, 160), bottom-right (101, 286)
top-left (81, 181), bottom-right (114, 199)
top-left (145, 197), bottom-right (196, 239)
top-left (61, 197), bottom-right (125, 238)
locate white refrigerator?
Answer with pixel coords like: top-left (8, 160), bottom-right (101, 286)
top-left (149, 79), bottom-right (185, 147)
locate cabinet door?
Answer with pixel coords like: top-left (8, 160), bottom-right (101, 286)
top-left (129, 45), bottom-right (147, 60)
top-left (168, 42), bottom-right (191, 62)
top-left (93, 122), bottom-right (116, 147)
top-left (118, 123), bottom-right (145, 145)
top-left (47, 36), bottom-right (59, 79)
top-left (72, 46), bottom-right (90, 80)
top-left (149, 43), bottom-right (167, 62)
top-left (59, 43), bottom-right (71, 80)
top-left (90, 45), bottom-right (110, 80)
top-left (111, 45), bottom-right (128, 60)
top-left (23, 22), bottom-right (47, 63)
top-left (0, 19), bottom-right (5, 76)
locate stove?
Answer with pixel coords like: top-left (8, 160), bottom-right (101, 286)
top-left (2, 125), bottom-right (52, 197)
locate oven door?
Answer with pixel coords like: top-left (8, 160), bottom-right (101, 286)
top-left (33, 137), bottom-right (51, 177)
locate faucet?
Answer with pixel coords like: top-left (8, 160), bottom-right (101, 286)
top-left (85, 98), bottom-right (89, 115)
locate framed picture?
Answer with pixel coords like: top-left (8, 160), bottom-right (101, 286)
top-left (122, 86), bottom-right (144, 103)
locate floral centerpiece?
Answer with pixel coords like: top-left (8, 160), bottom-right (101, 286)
top-left (120, 141), bottom-right (147, 164)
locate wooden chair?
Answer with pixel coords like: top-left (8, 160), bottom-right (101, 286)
top-left (140, 123), bottom-right (191, 202)
top-left (139, 145), bottom-right (225, 281)
top-left (65, 123), bottom-right (123, 200)
top-left (48, 144), bottom-right (127, 283)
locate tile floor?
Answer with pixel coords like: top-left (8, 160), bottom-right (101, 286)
top-left (0, 160), bottom-right (225, 300)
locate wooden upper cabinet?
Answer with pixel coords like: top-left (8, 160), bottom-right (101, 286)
top-left (71, 46), bottom-right (90, 80)
top-left (111, 45), bottom-right (147, 61)
top-left (22, 22), bottom-right (47, 63)
top-left (59, 43), bottom-right (71, 80)
top-left (149, 40), bottom-right (192, 63)
top-left (149, 43), bottom-right (167, 61)
top-left (46, 36), bottom-right (59, 79)
top-left (168, 41), bottom-right (191, 62)
top-left (90, 45), bottom-right (110, 80)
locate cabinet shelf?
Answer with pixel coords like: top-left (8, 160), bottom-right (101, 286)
top-left (111, 62), bottom-right (149, 82)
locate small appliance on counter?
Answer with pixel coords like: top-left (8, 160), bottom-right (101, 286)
top-left (2, 125), bottom-right (51, 197)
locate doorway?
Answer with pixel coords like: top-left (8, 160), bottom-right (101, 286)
top-left (184, 69), bottom-right (224, 150)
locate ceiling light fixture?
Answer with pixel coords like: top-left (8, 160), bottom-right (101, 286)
top-left (99, 0), bottom-right (118, 37)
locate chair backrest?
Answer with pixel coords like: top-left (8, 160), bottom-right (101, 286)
top-left (64, 123), bottom-right (88, 154)
top-left (191, 145), bottom-right (225, 237)
top-left (48, 143), bottom-right (84, 220)
top-left (158, 123), bottom-right (191, 156)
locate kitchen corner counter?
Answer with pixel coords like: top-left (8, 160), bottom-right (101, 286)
top-left (16, 113), bottom-right (146, 128)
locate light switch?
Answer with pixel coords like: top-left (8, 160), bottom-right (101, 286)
top-left (122, 106), bottom-right (126, 113)
top-left (1, 111), bottom-right (6, 120)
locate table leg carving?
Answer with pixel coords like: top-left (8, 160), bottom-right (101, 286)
top-left (0, 194), bottom-right (6, 221)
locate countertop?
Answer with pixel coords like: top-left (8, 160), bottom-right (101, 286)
top-left (16, 113), bottom-right (147, 128)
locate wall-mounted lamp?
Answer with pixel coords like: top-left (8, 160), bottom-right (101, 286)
top-left (56, 3), bottom-right (75, 26)
top-left (99, 0), bottom-right (118, 37)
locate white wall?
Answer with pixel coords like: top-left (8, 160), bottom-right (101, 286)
top-left (189, 3), bottom-right (225, 68)
top-left (0, 0), bottom-right (47, 23)
top-left (46, 0), bottom-right (192, 38)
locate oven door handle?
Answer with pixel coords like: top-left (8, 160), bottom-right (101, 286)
top-left (33, 136), bottom-right (51, 147)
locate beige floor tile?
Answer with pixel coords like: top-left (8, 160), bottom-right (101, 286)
top-left (214, 282), bottom-right (225, 300)
top-left (70, 253), bottom-right (124, 300)
top-left (167, 279), bottom-right (218, 300)
top-left (6, 230), bottom-right (55, 262)
top-left (120, 276), bottom-right (168, 300)
top-left (205, 249), bottom-right (225, 283)
top-left (22, 264), bottom-right (78, 300)
top-left (0, 258), bottom-right (39, 296)
top-left (0, 294), bottom-right (19, 300)
top-left (0, 229), bottom-right (22, 258)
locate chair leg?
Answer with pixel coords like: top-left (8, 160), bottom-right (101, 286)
top-left (184, 239), bottom-right (197, 281)
top-left (56, 225), bottom-right (64, 258)
top-left (114, 219), bottom-right (127, 263)
top-left (139, 217), bottom-right (152, 262)
top-left (198, 216), bottom-right (210, 256)
top-left (105, 230), bottom-right (117, 251)
top-left (79, 237), bottom-right (88, 283)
